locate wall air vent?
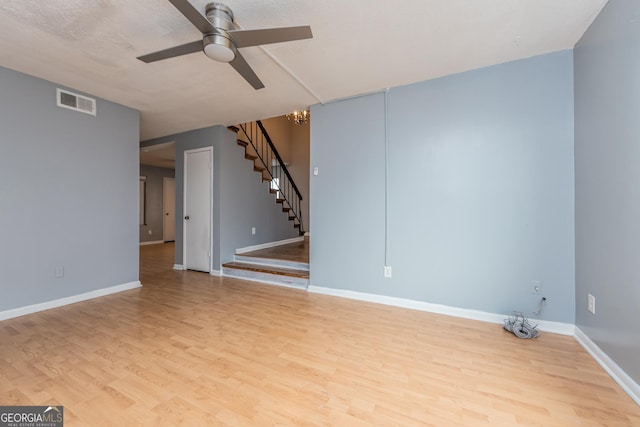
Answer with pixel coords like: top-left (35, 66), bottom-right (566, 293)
top-left (56, 88), bottom-right (96, 116)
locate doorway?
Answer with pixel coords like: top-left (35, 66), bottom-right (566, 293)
top-left (183, 147), bottom-right (212, 272)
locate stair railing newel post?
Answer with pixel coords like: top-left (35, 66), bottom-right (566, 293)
top-left (237, 120), bottom-right (304, 234)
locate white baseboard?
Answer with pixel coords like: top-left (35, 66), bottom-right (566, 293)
top-left (236, 236), bottom-right (304, 254)
top-left (140, 240), bottom-right (164, 246)
top-left (210, 269), bottom-right (221, 276)
top-left (574, 327), bottom-right (640, 406)
top-left (306, 286), bottom-right (574, 336)
top-left (537, 319), bottom-right (576, 336)
top-left (173, 264), bottom-right (184, 270)
top-left (0, 281), bottom-right (142, 321)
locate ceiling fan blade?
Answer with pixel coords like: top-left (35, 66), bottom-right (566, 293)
top-left (229, 51), bottom-right (265, 90)
top-left (168, 0), bottom-right (216, 34)
top-left (137, 40), bottom-right (203, 63)
top-left (228, 26), bottom-right (312, 48)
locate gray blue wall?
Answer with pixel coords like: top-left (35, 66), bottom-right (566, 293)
top-left (574, 0), bottom-right (640, 383)
top-left (143, 125), bottom-right (298, 270)
top-left (139, 165), bottom-right (175, 243)
top-left (311, 51), bottom-right (575, 323)
top-left (0, 66), bottom-right (140, 312)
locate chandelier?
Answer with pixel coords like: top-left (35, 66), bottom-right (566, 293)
top-left (286, 110), bottom-right (310, 125)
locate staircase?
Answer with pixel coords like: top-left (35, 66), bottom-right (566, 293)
top-left (223, 121), bottom-right (308, 288)
top-left (222, 251), bottom-right (309, 289)
top-left (229, 121), bottom-right (305, 235)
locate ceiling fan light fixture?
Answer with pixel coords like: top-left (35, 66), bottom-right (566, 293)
top-left (203, 34), bottom-right (236, 62)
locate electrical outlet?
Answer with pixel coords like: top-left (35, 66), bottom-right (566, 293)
top-left (588, 293), bottom-right (596, 314)
top-left (384, 265), bottom-right (392, 278)
top-left (55, 266), bottom-right (64, 278)
top-left (251, 227), bottom-right (256, 235)
top-left (531, 280), bottom-right (542, 294)
top-left (148, 229), bottom-right (152, 235)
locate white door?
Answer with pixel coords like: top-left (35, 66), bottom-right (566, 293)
top-left (184, 148), bottom-right (212, 272)
top-left (163, 177), bottom-right (176, 242)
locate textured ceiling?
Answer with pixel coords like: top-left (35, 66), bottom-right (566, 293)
top-left (0, 0), bottom-right (607, 140)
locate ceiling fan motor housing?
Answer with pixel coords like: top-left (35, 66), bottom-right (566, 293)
top-left (203, 2), bottom-right (236, 62)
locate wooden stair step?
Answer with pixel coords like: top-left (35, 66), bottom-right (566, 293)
top-left (276, 198), bottom-right (285, 204)
top-left (237, 139), bottom-right (248, 147)
top-left (222, 262), bottom-right (309, 279)
top-left (253, 164), bottom-right (265, 173)
top-left (245, 153), bottom-right (258, 161)
top-left (282, 207), bottom-right (290, 212)
top-left (227, 125), bottom-right (240, 133)
top-left (262, 175), bottom-right (272, 182)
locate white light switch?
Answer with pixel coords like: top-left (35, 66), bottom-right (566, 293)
top-left (313, 167), bottom-right (319, 176)
top-left (252, 227), bottom-right (256, 235)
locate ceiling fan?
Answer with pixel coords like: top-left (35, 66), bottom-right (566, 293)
top-left (137, 0), bottom-right (313, 90)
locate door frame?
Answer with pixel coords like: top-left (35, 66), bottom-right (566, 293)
top-left (182, 147), bottom-right (213, 273)
top-left (162, 177), bottom-right (176, 242)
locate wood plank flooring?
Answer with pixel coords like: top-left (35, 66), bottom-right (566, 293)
top-left (241, 237), bottom-right (309, 264)
top-left (0, 242), bottom-right (639, 425)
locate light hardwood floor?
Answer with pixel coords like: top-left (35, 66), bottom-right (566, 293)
top-left (0, 242), bottom-right (638, 426)
top-left (240, 237), bottom-right (309, 264)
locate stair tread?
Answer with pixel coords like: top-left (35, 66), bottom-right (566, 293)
top-left (235, 254), bottom-right (309, 270)
top-left (237, 139), bottom-right (248, 147)
top-left (245, 153), bottom-right (258, 160)
top-left (223, 262), bottom-right (309, 278)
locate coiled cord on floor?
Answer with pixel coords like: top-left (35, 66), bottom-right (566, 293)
top-left (504, 297), bottom-right (547, 339)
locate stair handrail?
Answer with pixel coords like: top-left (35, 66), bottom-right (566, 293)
top-left (238, 120), bottom-right (304, 233)
top-left (255, 120), bottom-right (303, 201)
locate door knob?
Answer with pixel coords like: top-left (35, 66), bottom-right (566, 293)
top-left (184, 215), bottom-right (190, 220)
top-left (166, 213), bottom-right (169, 215)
